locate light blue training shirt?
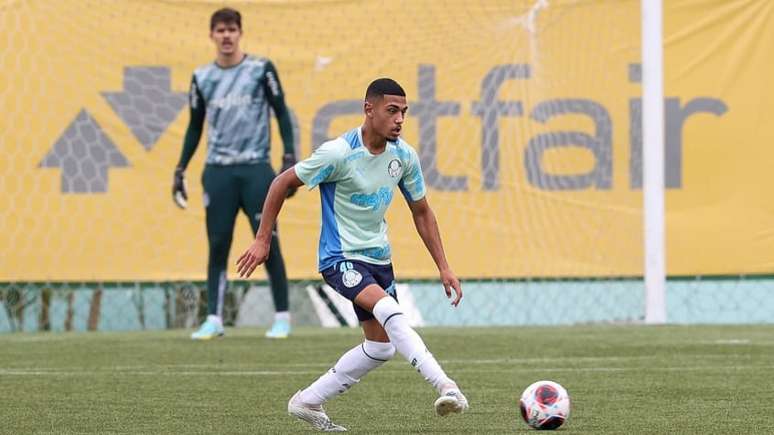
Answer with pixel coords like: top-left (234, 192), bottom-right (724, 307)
top-left (294, 127), bottom-right (426, 271)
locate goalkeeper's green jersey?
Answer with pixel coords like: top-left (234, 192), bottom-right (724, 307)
top-left (178, 54), bottom-right (293, 168)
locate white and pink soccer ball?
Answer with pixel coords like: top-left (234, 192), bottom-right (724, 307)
top-left (519, 380), bottom-right (571, 430)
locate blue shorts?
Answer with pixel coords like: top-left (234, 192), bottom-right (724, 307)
top-left (321, 260), bottom-right (397, 322)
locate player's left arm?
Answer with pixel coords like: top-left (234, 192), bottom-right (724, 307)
top-left (406, 197), bottom-right (463, 307)
top-left (263, 60), bottom-right (297, 197)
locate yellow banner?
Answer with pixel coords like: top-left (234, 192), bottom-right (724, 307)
top-left (1, 0), bottom-right (772, 281)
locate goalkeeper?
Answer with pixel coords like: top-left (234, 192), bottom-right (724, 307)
top-left (173, 7), bottom-right (295, 340)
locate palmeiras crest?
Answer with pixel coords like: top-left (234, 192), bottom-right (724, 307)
top-left (387, 159), bottom-right (403, 178)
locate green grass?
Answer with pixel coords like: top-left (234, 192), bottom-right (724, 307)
top-left (2, 325), bottom-right (774, 434)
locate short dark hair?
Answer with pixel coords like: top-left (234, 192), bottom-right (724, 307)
top-left (210, 8), bottom-right (242, 31)
top-left (365, 78), bottom-right (406, 101)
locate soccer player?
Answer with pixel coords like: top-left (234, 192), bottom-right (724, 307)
top-left (236, 78), bottom-right (469, 431)
top-left (173, 8), bottom-right (295, 340)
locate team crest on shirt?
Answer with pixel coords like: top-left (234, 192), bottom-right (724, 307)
top-left (342, 269), bottom-right (363, 288)
top-left (387, 159), bottom-right (403, 178)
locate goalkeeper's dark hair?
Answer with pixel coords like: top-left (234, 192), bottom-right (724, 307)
top-left (210, 7), bottom-right (242, 31)
top-left (365, 78), bottom-right (406, 101)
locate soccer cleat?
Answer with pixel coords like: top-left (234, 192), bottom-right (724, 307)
top-left (265, 319), bottom-right (292, 339)
top-left (288, 390), bottom-right (347, 432)
top-left (190, 317), bottom-right (224, 340)
top-left (434, 387), bottom-right (469, 416)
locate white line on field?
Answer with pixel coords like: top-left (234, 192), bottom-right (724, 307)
top-left (94, 354), bottom-right (753, 371)
top-left (0, 369), bottom-right (321, 376)
top-left (2, 364), bottom-right (773, 377)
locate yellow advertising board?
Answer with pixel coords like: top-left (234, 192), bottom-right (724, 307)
top-left (0, 0), bottom-right (772, 281)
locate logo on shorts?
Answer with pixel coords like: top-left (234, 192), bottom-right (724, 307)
top-left (342, 269), bottom-right (363, 288)
top-left (387, 159), bottom-right (403, 178)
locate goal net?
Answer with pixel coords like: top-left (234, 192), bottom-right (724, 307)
top-left (1, 0), bottom-right (767, 331)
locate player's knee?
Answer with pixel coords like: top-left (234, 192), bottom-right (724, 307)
top-left (372, 296), bottom-right (403, 327)
top-left (363, 339), bottom-right (396, 361)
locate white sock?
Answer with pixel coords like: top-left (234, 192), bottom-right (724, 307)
top-left (298, 340), bottom-right (395, 406)
top-left (206, 314), bottom-right (222, 326)
top-left (275, 311), bottom-right (290, 322)
top-left (372, 297), bottom-right (454, 393)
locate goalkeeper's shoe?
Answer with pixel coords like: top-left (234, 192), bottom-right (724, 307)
top-left (190, 316), bottom-right (224, 340)
top-left (288, 390), bottom-right (347, 432)
top-left (265, 319), bottom-right (291, 339)
top-left (434, 385), bottom-right (469, 416)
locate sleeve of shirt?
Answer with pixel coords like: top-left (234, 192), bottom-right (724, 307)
top-left (262, 60), bottom-right (295, 156)
top-left (398, 145), bottom-right (426, 202)
top-left (294, 140), bottom-right (345, 189)
top-left (176, 75), bottom-right (206, 170)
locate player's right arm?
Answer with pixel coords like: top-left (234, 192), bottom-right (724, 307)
top-left (236, 168), bottom-right (304, 277)
top-left (172, 75), bottom-right (206, 209)
top-left (236, 139), bottom-right (346, 277)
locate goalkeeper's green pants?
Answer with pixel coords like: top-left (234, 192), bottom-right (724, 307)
top-left (201, 162), bottom-right (289, 317)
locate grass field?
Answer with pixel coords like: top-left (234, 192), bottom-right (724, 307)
top-left (2, 325), bottom-right (774, 434)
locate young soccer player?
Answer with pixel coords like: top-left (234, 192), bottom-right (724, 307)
top-left (173, 8), bottom-right (296, 340)
top-left (236, 78), bottom-right (469, 431)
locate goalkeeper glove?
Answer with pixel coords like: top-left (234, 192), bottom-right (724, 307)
top-left (281, 153), bottom-right (298, 198)
top-left (172, 166), bottom-right (188, 209)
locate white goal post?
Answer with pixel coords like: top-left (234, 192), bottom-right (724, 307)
top-left (642, 0), bottom-right (667, 324)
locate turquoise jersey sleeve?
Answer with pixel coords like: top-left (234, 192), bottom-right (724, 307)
top-left (398, 145), bottom-right (426, 202)
top-left (294, 139), bottom-right (347, 189)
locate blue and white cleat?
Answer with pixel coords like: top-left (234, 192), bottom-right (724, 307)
top-left (434, 386), bottom-right (469, 416)
top-left (190, 316), bottom-right (224, 340)
top-left (288, 390), bottom-right (347, 432)
top-left (265, 319), bottom-right (291, 339)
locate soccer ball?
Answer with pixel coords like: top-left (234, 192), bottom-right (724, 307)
top-left (519, 380), bottom-right (571, 430)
